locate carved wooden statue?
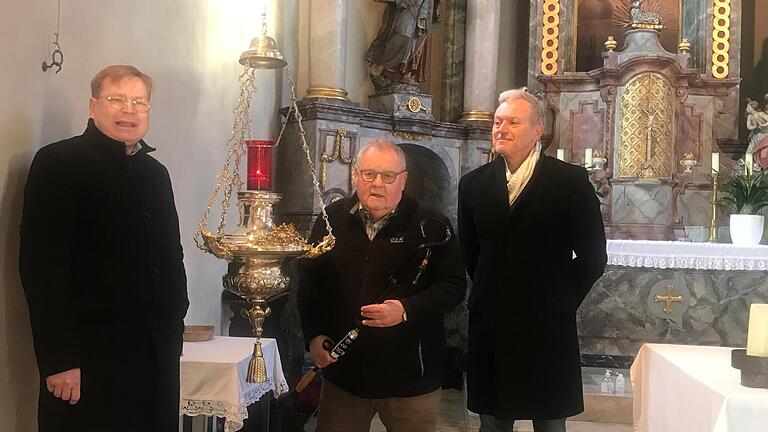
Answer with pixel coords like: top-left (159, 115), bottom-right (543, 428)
top-left (365, 0), bottom-right (441, 91)
top-left (746, 99), bottom-right (768, 168)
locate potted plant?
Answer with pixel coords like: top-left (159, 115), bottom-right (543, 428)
top-left (720, 170), bottom-right (768, 245)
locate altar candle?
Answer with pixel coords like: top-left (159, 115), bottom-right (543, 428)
top-left (711, 152), bottom-right (719, 174)
top-left (557, 149), bottom-right (565, 161)
top-left (745, 153), bottom-right (753, 176)
top-left (747, 304), bottom-right (768, 357)
top-left (585, 148), bottom-right (593, 166)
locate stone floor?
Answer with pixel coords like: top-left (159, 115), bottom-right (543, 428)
top-left (306, 367), bottom-right (634, 431)
top-left (367, 389), bottom-right (633, 432)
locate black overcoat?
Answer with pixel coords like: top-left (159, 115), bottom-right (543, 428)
top-left (298, 195), bottom-right (466, 398)
top-left (19, 120), bottom-right (189, 431)
top-left (458, 156), bottom-right (607, 420)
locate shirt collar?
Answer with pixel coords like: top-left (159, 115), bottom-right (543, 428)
top-left (128, 141), bottom-right (143, 156)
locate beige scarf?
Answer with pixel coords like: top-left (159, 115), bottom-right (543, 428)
top-left (505, 142), bottom-right (541, 205)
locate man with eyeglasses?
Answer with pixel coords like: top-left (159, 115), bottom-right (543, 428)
top-left (458, 89), bottom-right (607, 432)
top-left (20, 65), bottom-right (188, 431)
top-left (298, 139), bottom-right (466, 431)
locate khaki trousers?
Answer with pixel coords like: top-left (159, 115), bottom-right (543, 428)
top-left (316, 381), bottom-right (441, 432)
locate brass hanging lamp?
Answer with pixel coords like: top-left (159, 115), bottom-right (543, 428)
top-left (196, 10), bottom-right (334, 383)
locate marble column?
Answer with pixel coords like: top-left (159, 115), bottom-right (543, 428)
top-left (460, 0), bottom-right (501, 123)
top-left (304, 0), bottom-right (348, 100)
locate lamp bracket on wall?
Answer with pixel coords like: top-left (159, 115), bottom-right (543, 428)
top-left (41, 32), bottom-right (64, 74)
top-left (42, 0), bottom-right (64, 74)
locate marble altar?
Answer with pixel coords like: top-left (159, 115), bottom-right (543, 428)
top-left (579, 240), bottom-right (768, 368)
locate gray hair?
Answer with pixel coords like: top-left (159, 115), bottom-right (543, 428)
top-left (356, 139), bottom-right (407, 171)
top-left (497, 87), bottom-right (545, 125)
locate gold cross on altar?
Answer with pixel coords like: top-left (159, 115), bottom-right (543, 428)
top-left (655, 285), bottom-right (684, 313)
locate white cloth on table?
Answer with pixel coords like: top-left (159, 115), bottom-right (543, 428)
top-left (631, 343), bottom-right (768, 432)
top-left (606, 240), bottom-right (768, 270)
top-left (181, 336), bottom-right (289, 432)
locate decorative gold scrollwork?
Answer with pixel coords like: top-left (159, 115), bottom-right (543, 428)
top-left (711, 0), bottom-right (731, 79)
top-left (407, 97), bottom-right (423, 113)
top-left (320, 128), bottom-right (355, 189)
top-left (540, 0), bottom-right (560, 76)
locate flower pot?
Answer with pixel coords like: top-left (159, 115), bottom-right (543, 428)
top-left (730, 214), bottom-right (765, 245)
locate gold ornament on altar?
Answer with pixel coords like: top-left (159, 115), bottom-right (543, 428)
top-left (195, 11), bottom-right (334, 383)
top-left (618, 73), bottom-right (673, 179)
top-left (678, 38), bottom-right (691, 54)
top-left (654, 285), bottom-right (684, 314)
top-left (540, 0), bottom-right (560, 76)
top-left (592, 150), bottom-right (607, 171)
top-left (711, 0), bottom-right (731, 79)
top-left (709, 171), bottom-right (720, 243)
top-left (613, 0), bottom-right (664, 31)
top-left (679, 153), bottom-right (697, 173)
top-left (407, 97), bottom-right (422, 113)
top-left (604, 36), bottom-right (617, 52)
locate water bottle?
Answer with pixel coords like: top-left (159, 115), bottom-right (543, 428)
top-left (615, 372), bottom-right (626, 394)
top-left (601, 370), bottom-right (614, 394)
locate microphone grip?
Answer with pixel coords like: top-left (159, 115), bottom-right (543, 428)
top-left (295, 367), bottom-right (319, 393)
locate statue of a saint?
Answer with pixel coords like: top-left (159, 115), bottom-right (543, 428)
top-left (365, 0), bottom-right (440, 91)
top-left (746, 98), bottom-right (768, 168)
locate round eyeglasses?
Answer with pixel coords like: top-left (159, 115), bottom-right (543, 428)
top-left (357, 169), bottom-right (406, 184)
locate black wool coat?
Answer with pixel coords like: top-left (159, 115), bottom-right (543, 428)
top-left (298, 195), bottom-right (466, 399)
top-left (458, 155), bottom-right (607, 420)
top-left (19, 120), bottom-right (189, 431)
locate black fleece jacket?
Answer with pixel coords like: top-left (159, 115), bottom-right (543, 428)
top-left (298, 195), bottom-right (466, 398)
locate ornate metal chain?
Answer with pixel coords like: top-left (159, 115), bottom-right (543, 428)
top-left (195, 65), bottom-right (334, 250)
top-left (195, 68), bottom-right (256, 249)
top-left (278, 66), bottom-right (334, 240)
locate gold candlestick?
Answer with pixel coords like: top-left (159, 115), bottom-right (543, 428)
top-left (709, 172), bottom-right (719, 243)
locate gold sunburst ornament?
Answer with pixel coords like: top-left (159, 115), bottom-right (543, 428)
top-left (612, 0), bottom-right (665, 31)
top-left (195, 11), bottom-right (335, 383)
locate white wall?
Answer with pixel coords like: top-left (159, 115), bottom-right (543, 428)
top-left (0, 1), bottom-right (292, 428)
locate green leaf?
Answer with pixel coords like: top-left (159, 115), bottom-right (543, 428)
top-left (719, 171), bottom-right (768, 214)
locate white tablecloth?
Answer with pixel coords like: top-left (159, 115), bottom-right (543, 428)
top-left (181, 336), bottom-right (288, 432)
top-left (607, 240), bottom-right (768, 270)
top-left (631, 344), bottom-right (768, 432)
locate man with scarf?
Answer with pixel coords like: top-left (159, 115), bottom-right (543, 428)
top-left (458, 89), bottom-right (607, 432)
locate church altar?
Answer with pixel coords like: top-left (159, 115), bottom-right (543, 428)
top-left (631, 344), bottom-right (768, 432)
top-left (579, 240), bottom-right (768, 368)
top-left (181, 337), bottom-right (288, 432)
top-left (263, 0), bottom-right (764, 374)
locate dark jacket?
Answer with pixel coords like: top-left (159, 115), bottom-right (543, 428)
top-left (19, 120), bottom-right (189, 431)
top-left (298, 195), bottom-right (466, 398)
top-left (458, 156), bottom-right (607, 420)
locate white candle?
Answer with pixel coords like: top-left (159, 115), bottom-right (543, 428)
top-left (747, 304), bottom-right (768, 357)
top-left (745, 153), bottom-right (753, 176)
top-left (557, 149), bottom-right (565, 161)
top-left (711, 152), bottom-right (719, 174)
top-left (585, 148), bottom-right (593, 166)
